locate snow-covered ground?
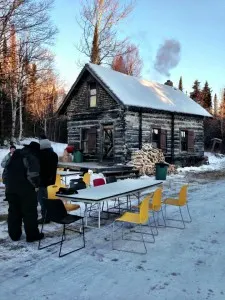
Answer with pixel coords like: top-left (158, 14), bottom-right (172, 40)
top-left (0, 142), bottom-right (225, 300)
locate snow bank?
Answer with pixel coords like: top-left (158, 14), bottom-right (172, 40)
top-left (178, 152), bottom-right (225, 173)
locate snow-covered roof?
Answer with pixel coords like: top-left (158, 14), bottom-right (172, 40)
top-left (86, 63), bottom-right (211, 117)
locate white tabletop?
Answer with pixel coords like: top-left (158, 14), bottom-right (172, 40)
top-left (57, 178), bottom-right (162, 203)
top-left (57, 171), bottom-right (82, 176)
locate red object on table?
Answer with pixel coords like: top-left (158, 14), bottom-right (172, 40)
top-left (93, 178), bottom-right (105, 187)
top-left (65, 145), bottom-right (74, 153)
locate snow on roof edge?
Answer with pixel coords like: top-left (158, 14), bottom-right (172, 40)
top-left (87, 63), bottom-right (212, 118)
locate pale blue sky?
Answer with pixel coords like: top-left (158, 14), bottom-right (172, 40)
top-left (51, 0), bottom-right (225, 99)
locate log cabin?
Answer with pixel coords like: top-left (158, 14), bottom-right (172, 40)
top-left (58, 63), bottom-right (211, 166)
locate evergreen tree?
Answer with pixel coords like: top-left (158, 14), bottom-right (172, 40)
top-left (190, 80), bottom-right (201, 103)
top-left (178, 76), bottom-right (183, 91)
top-left (213, 93), bottom-right (218, 116)
top-left (219, 89), bottom-right (225, 118)
top-left (201, 81), bottom-right (212, 111)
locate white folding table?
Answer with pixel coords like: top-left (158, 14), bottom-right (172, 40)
top-left (56, 178), bottom-right (163, 228)
top-left (57, 171), bottom-right (82, 186)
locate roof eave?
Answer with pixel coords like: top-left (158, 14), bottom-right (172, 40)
top-left (125, 105), bottom-right (212, 118)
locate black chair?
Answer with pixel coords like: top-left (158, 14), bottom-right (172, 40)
top-left (74, 179), bottom-right (86, 191)
top-left (106, 176), bottom-right (117, 184)
top-left (38, 199), bottom-right (85, 257)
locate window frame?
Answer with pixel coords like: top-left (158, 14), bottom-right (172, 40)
top-left (89, 82), bottom-right (97, 108)
top-left (151, 128), bottom-right (160, 148)
top-left (180, 130), bottom-right (188, 152)
top-left (81, 128), bottom-right (88, 153)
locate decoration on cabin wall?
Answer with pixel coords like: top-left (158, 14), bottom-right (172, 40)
top-left (130, 143), bottom-right (177, 175)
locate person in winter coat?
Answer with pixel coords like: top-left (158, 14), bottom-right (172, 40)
top-left (5, 141), bottom-right (44, 242)
top-left (1, 145), bottom-right (16, 201)
top-left (37, 138), bottom-right (58, 224)
top-left (1, 145), bottom-right (16, 169)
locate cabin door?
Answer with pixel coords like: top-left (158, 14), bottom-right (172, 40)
top-left (102, 125), bottom-right (114, 160)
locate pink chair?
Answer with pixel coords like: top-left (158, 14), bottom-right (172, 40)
top-left (93, 178), bottom-right (105, 187)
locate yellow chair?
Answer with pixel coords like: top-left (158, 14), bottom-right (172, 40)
top-left (148, 187), bottom-right (166, 232)
top-left (83, 172), bottom-right (91, 187)
top-left (47, 185), bottom-right (80, 213)
top-left (55, 174), bottom-right (62, 186)
top-left (163, 184), bottom-right (191, 229)
top-left (57, 168), bottom-right (64, 171)
top-left (112, 194), bottom-right (155, 254)
top-left (133, 187), bottom-right (165, 234)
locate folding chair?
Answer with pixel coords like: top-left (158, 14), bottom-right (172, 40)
top-left (112, 193), bottom-right (155, 254)
top-left (47, 185), bottom-right (81, 213)
top-left (106, 176), bottom-right (117, 184)
top-left (147, 187), bottom-right (165, 234)
top-left (163, 184), bottom-right (192, 229)
top-left (38, 199), bottom-right (85, 257)
top-left (93, 178), bottom-right (105, 186)
top-left (55, 174), bottom-right (62, 186)
top-left (133, 187), bottom-right (165, 236)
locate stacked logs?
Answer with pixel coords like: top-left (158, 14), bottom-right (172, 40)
top-left (131, 143), bottom-right (177, 175)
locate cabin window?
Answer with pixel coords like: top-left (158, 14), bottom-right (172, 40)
top-left (89, 82), bottom-right (97, 107)
top-left (152, 128), bottom-right (160, 148)
top-left (180, 130), bottom-right (188, 151)
top-left (81, 127), bottom-right (97, 154)
top-left (180, 130), bottom-right (194, 152)
top-left (81, 129), bottom-right (88, 153)
top-left (151, 128), bottom-right (167, 152)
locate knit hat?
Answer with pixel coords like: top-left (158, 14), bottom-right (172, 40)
top-left (40, 139), bottom-right (51, 150)
top-left (27, 141), bottom-right (40, 152)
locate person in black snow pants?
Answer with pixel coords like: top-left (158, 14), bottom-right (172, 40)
top-left (5, 141), bottom-right (44, 242)
top-left (37, 138), bottom-right (58, 224)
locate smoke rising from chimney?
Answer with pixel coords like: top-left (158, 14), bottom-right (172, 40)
top-left (154, 39), bottom-right (181, 77)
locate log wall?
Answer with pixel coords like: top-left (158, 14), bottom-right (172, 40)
top-left (66, 71), bottom-right (205, 165)
top-left (124, 110), bottom-right (204, 164)
top-left (66, 73), bottom-right (126, 162)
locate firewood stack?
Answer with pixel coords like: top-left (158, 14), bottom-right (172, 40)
top-left (131, 143), bottom-right (177, 175)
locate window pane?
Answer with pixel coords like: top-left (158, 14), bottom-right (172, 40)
top-left (90, 88), bottom-right (96, 96)
top-left (90, 95), bottom-right (96, 107)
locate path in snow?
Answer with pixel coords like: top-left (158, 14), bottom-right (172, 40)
top-left (0, 176), bottom-right (225, 300)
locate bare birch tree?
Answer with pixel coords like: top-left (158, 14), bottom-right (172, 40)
top-left (77, 0), bottom-right (134, 64)
top-left (0, 0), bottom-right (57, 140)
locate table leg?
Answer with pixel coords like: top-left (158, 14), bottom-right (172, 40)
top-left (84, 203), bottom-right (88, 227)
top-left (98, 203), bottom-right (101, 228)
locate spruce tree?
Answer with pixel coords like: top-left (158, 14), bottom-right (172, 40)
top-left (213, 94), bottom-right (218, 116)
top-left (178, 76), bottom-right (183, 91)
top-left (190, 80), bottom-right (201, 103)
top-left (201, 81), bottom-right (212, 111)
